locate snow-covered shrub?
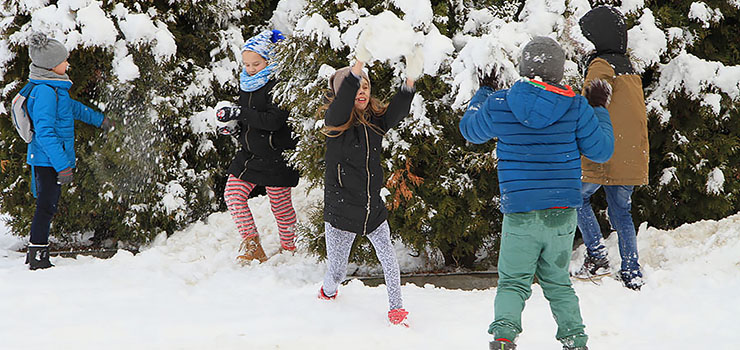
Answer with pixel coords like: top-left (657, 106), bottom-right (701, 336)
top-left (0, 0), bottom-right (272, 246)
top-left (1, 0), bottom-right (737, 264)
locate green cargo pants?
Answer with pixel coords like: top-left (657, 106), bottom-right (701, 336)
top-left (488, 208), bottom-right (588, 348)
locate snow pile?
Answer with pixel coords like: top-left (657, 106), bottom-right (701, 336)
top-left (3, 187), bottom-right (740, 348)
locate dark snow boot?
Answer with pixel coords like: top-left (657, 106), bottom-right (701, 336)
top-left (27, 244), bottom-right (54, 270)
top-left (616, 269), bottom-right (644, 291)
top-left (571, 253), bottom-right (610, 280)
top-left (489, 338), bottom-right (516, 350)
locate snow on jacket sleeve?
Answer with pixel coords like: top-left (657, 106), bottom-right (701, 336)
top-left (325, 74), bottom-right (360, 128)
top-left (575, 97), bottom-right (614, 163)
top-left (31, 85), bottom-right (71, 172)
top-left (459, 86), bottom-right (497, 144)
top-left (70, 99), bottom-right (104, 127)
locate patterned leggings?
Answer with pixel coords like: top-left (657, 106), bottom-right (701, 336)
top-left (322, 221), bottom-right (403, 310)
top-left (224, 175), bottom-right (297, 249)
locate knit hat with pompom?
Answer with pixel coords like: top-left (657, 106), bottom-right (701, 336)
top-left (29, 32), bottom-right (69, 70)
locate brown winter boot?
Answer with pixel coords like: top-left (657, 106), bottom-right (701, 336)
top-left (237, 235), bottom-right (268, 263)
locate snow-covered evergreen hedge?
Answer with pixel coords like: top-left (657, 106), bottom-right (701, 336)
top-left (1, 0), bottom-right (738, 266)
top-left (0, 0), bottom-right (275, 247)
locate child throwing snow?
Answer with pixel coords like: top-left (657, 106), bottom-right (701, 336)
top-left (317, 39), bottom-right (422, 326)
top-left (459, 37), bottom-right (615, 350)
top-left (24, 32), bottom-right (114, 270)
top-left (216, 30), bottom-right (299, 262)
top-left (573, 6), bottom-right (649, 291)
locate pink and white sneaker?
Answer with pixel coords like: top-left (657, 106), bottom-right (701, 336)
top-left (318, 286), bottom-right (337, 300)
top-left (388, 308), bottom-right (409, 327)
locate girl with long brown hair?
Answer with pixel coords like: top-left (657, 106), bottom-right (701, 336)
top-left (316, 51), bottom-right (422, 327)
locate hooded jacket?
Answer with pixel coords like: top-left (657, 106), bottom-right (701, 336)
top-left (26, 79), bottom-right (104, 172)
top-left (579, 6), bottom-right (649, 185)
top-left (323, 73), bottom-right (414, 235)
top-left (227, 79), bottom-right (299, 188)
top-left (460, 80), bottom-right (614, 214)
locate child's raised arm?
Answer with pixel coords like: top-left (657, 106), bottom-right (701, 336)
top-left (324, 61), bottom-right (364, 127)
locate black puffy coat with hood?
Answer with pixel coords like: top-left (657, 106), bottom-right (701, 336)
top-left (227, 79), bottom-right (299, 188)
top-left (578, 6), bottom-right (635, 76)
top-left (323, 74), bottom-right (414, 235)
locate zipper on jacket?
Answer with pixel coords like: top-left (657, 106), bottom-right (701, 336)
top-left (337, 163), bottom-right (344, 187)
top-left (244, 92), bottom-right (253, 152)
top-left (362, 125), bottom-right (371, 235)
top-left (238, 153), bottom-right (255, 178)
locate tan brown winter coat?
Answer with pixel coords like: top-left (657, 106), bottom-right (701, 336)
top-left (581, 58), bottom-right (649, 185)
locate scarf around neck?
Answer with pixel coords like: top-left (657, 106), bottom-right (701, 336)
top-left (240, 63), bottom-right (274, 92)
top-left (29, 63), bottom-right (71, 82)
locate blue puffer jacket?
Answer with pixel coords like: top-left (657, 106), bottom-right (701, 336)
top-left (26, 79), bottom-right (104, 172)
top-left (459, 80), bottom-right (614, 214)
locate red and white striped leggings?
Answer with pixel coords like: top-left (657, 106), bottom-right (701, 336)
top-left (224, 175), bottom-right (297, 250)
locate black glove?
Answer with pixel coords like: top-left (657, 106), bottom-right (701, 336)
top-left (478, 68), bottom-right (500, 90)
top-left (100, 117), bottom-right (115, 132)
top-left (216, 106), bottom-right (241, 122)
top-left (584, 79), bottom-right (612, 108)
top-left (57, 167), bottom-right (73, 185)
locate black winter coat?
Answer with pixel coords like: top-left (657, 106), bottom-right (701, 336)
top-left (323, 74), bottom-right (415, 235)
top-left (227, 79), bottom-right (299, 188)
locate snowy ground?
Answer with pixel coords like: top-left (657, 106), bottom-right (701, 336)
top-left (2, 181), bottom-right (739, 350)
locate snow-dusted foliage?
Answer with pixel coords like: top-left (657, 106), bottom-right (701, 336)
top-left (0, 0), bottom-right (273, 244)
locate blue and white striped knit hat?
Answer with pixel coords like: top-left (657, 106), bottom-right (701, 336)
top-left (242, 29), bottom-right (285, 60)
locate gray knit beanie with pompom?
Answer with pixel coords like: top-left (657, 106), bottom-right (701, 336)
top-left (519, 36), bottom-right (565, 84)
top-left (29, 32), bottom-right (69, 70)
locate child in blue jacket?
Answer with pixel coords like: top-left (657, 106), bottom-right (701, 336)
top-left (459, 37), bottom-right (614, 350)
top-left (24, 32), bottom-right (113, 270)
